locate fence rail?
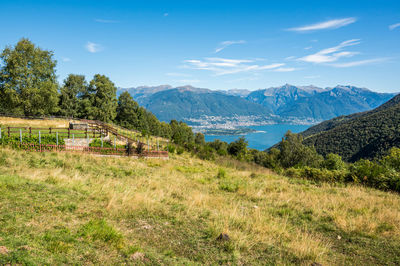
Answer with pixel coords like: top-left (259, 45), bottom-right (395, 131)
top-left (2, 142), bottom-right (169, 158)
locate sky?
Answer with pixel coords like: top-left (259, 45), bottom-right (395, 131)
top-left (1, 0), bottom-right (400, 92)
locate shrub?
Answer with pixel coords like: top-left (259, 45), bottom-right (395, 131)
top-left (219, 180), bottom-right (239, 192)
top-left (196, 145), bottom-right (215, 160)
top-left (216, 168), bottom-right (227, 179)
top-left (89, 138), bottom-right (113, 148)
top-left (322, 153), bottom-right (346, 170)
top-left (166, 145), bottom-right (175, 154)
top-left (176, 146), bottom-right (184, 155)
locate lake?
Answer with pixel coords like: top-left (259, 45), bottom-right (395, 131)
top-left (204, 124), bottom-right (311, 150)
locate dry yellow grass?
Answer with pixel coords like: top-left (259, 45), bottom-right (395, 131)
top-left (0, 116), bottom-right (74, 128)
top-left (1, 148), bottom-right (399, 264)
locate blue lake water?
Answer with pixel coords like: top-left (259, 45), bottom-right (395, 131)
top-left (204, 124), bottom-right (311, 150)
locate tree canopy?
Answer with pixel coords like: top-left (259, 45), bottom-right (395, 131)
top-left (0, 38), bottom-right (59, 115)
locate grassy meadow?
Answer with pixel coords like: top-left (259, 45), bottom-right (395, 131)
top-left (0, 148), bottom-right (400, 265)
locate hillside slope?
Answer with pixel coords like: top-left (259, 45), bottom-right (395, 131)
top-left (302, 93), bottom-right (400, 161)
top-left (1, 149), bottom-right (400, 265)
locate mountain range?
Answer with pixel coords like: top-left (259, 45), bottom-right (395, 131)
top-left (118, 84), bottom-right (396, 124)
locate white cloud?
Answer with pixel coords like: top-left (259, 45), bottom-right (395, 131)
top-left (272, 67), bottom-right (298, 72)
top-left (389, 23), bottom-right (400, 30)
top-left (285, 56), bottom-right (296, 60)
top-left (298, 39), bottom-right (360, 63)
top-left (62, 57), bottom-right (71, 62)
top-left (330, 58), bottom-right (388, 68)
top-left (184, 57), bottom-right (285, 75)
top-left (304, 46), bottom-right (312, 50)
top-left (288, 17), bottom-right (357, 32)
top-left (94, 19), bottom-right (119, 23)
top-left (215, 40), bottom-right (246, 53)
top-left (85, 42), bottom-right (103, 53)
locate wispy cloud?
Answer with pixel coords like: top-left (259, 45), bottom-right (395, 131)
top-left (298, 39), bottom-right (360, 63)
top-left (288, 17), bottom-right (357, 32)
top-left (304, 46), bottom-right (312, 50)
top-left (62, 57), bottom-right (71, 62)
top-left (330, 58), bottom-right (388, 68)
top-left (94, 19), bottom-right (119, 23)
top-left (272, 67), bottom-right (298, 72)
top-left (85, 42), bottom-right (103, 53)
top-left (389, 23), bottom-right (400, 30)
top-left (304, 75), bottom-right (320, 79)
top-left (215, 40), bottom-right (246, 53)
top-left (184, 57), bottom-right (285, 75)
top-left (164, 13), bottom-right (169, 17)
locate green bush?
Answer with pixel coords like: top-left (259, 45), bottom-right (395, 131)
top-left (89, 138), bottom-right (113, 148)
top-left (196, 145), bottom-right (215, 160)
top-left (176, 146), bottom-right (184, 155)
top-left (322, 153), bottom-right (346, 170)
top-left (219, 180), bottom-right (239, 192)
top-left (216, 168), bottom-right (227, 179)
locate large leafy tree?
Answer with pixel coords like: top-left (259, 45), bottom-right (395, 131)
top-left (59, 74), bottom-right (87, 117)
top-left (0, 38), bottom-right (59, 115)
top-left (116, 91), bottom-right (140, 129)
top-left (82, 74), bottom-right (117, 122)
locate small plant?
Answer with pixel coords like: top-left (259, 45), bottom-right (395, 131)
top-left (216, 168), bottom-right (227, 179)
top-left (219, 180), bottom-right (239, 192)
top-left (176, 146), bottom-right (184, 155)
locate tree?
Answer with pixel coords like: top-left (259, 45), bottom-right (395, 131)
top-left (278, 131), bottom-right (323, 168)
top-left (194, 132), bottom-right (206, 145)
top-left (81, 74), bottom-right (117, 122)
top-left (116, 91), bottom-right (139, 129)
top-left (59, 74), bottom-right (87, 117)
top-left (0, 38), bottom-right (59, 115)
top-left (228, 137), bottom-right (248, 160)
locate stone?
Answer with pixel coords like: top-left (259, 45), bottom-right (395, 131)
top-left (216, 233), bottom-right (230, 241)
top-left (0, 246), bottom-right (9, 255)
top-left (130, 252), bottom-right (145, 261)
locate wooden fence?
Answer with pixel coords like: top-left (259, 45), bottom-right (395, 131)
top-left (2, 142), bottom-right (169, 158)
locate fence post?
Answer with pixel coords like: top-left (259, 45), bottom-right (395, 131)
top-left (101, 135), bottom-right (103, 147)
top-left (56, 132), bottom-right (59, 146)
top-left (19, 129), bottom-right (22, 144)
top-left (49, 127), bottom-right (52, 134)
top-left (29, 127), bottom-right (32, 138)
top-left (68, 128), bottom-right (70, 138)
top-left (39, 131), bottom-right (41, 144)
top-left (72, 134), bottom-right (74, 146)
top-left (0, 127), bottom-right (2, 139)
top-left (8, 127), bottom-right (10, 137)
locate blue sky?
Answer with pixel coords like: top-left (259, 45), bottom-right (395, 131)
top-left (1, 0), bottom-right (400, 92)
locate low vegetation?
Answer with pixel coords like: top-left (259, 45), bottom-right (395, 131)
top-left (1, 148), bottom-right (400, 264)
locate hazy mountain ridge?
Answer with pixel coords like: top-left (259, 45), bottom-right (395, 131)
top-left (118, 84), bottom-right (397, 124)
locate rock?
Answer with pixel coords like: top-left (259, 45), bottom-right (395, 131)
top-left (216, 233), bottom-right (230, 241)
top-left (0, 246), bottom-right (9, 255)
top-left (130, 252), bottom-right (145, 261)
top-left (337, 235), bottom-right (342, 240)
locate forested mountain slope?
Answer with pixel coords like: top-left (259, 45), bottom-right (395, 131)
top-left (302, 93), bottom-right (400, 161)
